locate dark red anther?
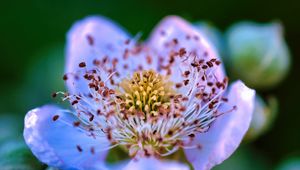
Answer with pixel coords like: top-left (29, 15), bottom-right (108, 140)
top-left (89, 115), bottom-right (94, 122)
top-left (76, 145), bottom-right (83, 152)
top-left (102, 56), bottom-right (108, 63)
top-left (211, 58), bottom-right (217, 62)
top-left (189, 133), bottom-right (195, 138)
top-left (184, 70), bottom-right (190, 77)
top-left (52, 115), bottom-right (59, 121)
top-left (191, 62), bottom-right (199, 67)
top-left (52, 92), bottom-right (57, 98)
top-left (93, 59), bottom-right (101, 66)
top-left (221, 97), bottom-right (228, 102)
top-left (112, 58), bottom-right (118, 67)
top-left (84, 74), bottom-right (89, 80)
top-left (90, 147), bottom-right (95, 154)
top-left (144, 149), bottom-right (151, 157)
top-left (183, 79), bottom-right (189, 86)
top-left (207, 82), bottom-right (213, 87)
top-left (123, 49), bottom-right (129, 59)
top-left (179, 48), bottom-right (187, 57)
top-left (169, 56), bottom-right (175, 64)
top-left (206, 61), bottom-right (213, 67)
top-left (79, 62), bottom-right (86, 68)
top-left (209, 103), bottom-right (214, 109)
top-left (215, 60), bottom-right (221, 65)
top-left (193, 119), bottom-right (199, 125)
top-left (201, 75), bottom-right (205, 81)
top-left (179, 106), bottom-right (186, 112)
top-left (97, 109), bottom-right (102, 115)
top-left (216, 82), bottom-right (224, 89)
top-left (201, 65), bottom-right (208, 69)
top-left (102, 90), bottom-right (109, 97)
top-left (168, 130), bottom-right (174, 136)
top-left (99, 81), bottom-right (105, 87)
top-left (173, 38), bottom-right (178, 44)
top-left (175, 83), bottom-right (182, 88)
top-left (212, 87), bottom-right (216, 94)
top-left (146, 55), bottom-right (152, 64)
top-left (73, 121), bottom-right (80, 127)
top-left (86, 35), bottom-right (94, 46)
top-left (199, 59), bottom-right (205, 64)
top-left (138, 65), bottom-right (143, 70)
top-left (109, 89), bottom-right (115, 95)
top-left (71, 100), bottom-right (78, 105)
top-left (63, 74), bottom-right (68, 81)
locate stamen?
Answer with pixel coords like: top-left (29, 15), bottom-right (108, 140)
top-left (54, 36), bottom-right (233, 159)
top-left (116, 70), bottom-right (175, 118)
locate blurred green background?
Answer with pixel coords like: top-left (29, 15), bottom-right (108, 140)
top-left (0, 0), bottom-right (299, 169)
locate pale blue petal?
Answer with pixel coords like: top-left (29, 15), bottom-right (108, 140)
top-left (148, 16), bottom-right (226, 95)
top-left (122, 157), bottom-right (189, 170)
top-left (65, 16), bottom-right (129, 94)
top-left (23, 105), bottom-right (109, 170)
top-left (184, 81), bottom-right (255, 170)
top-left (66, 16), bottom-right (158, 95)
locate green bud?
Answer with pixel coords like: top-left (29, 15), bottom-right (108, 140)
top-left (226, 22), bottom-right (291, 89)
top-left (276, 157), bottom-right (300, 170)
top-left (245, 95), bottom-right (278, 141)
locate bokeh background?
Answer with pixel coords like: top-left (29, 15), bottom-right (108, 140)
top-left (0, 0), bottom-right (299, 169)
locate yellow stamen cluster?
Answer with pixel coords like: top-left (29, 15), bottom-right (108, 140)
top-left (117, 70), bottom-right (174, 117)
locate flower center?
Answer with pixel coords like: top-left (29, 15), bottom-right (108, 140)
top-left (116, 70), bottom-right (175, 118)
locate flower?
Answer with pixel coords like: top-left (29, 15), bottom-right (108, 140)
top-left (23, 15), bottom-right (255, 170)
top-left (226, 21), bottom-right (291, 89)
top-left (245, 95), bottom-right (278, 141)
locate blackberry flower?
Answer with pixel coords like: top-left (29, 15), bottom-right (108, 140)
top-left (24, 16), bottom-right (255, 170)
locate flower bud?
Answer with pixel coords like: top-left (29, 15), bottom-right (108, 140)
top-left (276, 157), bottom-right (300, 170)
top-left (226, 22), bottom-right (291, 89)
top-left (245, 95), bottom-right (278, 141)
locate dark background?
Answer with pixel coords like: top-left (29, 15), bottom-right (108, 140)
top-left (0, 0), bottom-right (299, 169)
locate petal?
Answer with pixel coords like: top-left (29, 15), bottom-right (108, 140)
top-left (184, 80), bottom-right (255, 170)
top-left (66, 16), bottom-right (158, 95)
top-left (148, 16), bottom-right (225, 95)
top-left (65, 16), bottom-right (129, 94)
top-left (23, 105), bottom-right (109, 170)
top-left (122, 157), bottom-right (189, 170)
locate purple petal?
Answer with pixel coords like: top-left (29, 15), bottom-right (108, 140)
top-left (65, 16), bottom-right (129, 94)
top-left (66, 16), bottom-right (158, 95)
top-left (122, 157), bottom-right (189, 170)
top-left (148, 16), bottom-right (225, 95)
top-left (184, 80), bottom-right (255, 170)
top-left (23, 105), bottom-right (109, 170)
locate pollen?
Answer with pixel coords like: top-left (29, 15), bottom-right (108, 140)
top-left (116, 70), bottom-right (175, 118)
